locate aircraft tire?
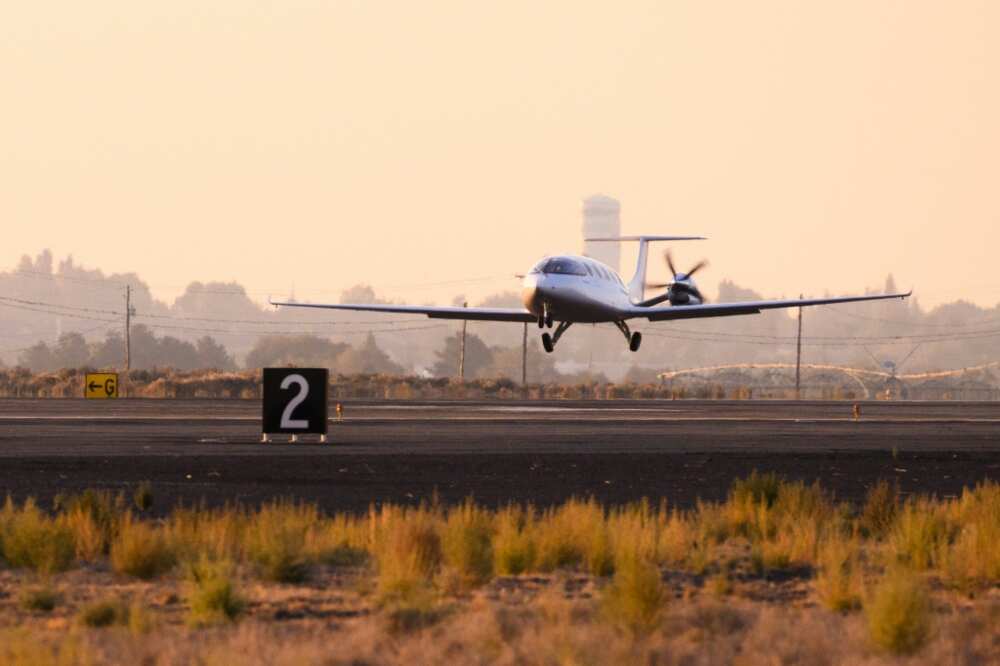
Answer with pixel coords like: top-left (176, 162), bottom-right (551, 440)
top-left (541, 333), bottom-right (554, 353)
top-left (629, 331), bottom-right (642, 352)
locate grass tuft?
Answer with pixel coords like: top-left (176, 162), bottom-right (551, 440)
top-left (18, 584), bottom-right (59, 612)
top-left (110, 513), bottom-right (175, 579)
top-left (77, 598), bottom-right (129, 628)
top-left (133, 481), bottom-right (154, 513)
top-left (493, 505), bottom-right (535, 575)
top-left (815, 533), bottom-right (862, 612)
top-left (865, 567), bottom-right (932, 655)
top-left (185, 557), bottom-right (246, 626)
top-left (601, 546), bottom-right (666, 634)
top-left (373, 505), bottom-right (442, 603)
top-left (0, 497), bottom-right (75, 573)
top-left (244, 501), bottom-right (313, 583)
top-left (440, 500), bottom-right (493, 589)
top-left (860, 479), bottom-right (898, 538)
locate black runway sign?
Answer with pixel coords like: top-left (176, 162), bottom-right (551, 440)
top-left (262, 368), bottom-right (328, 435)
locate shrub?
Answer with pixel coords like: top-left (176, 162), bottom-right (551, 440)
top-left (534, 499), bottom-right (606, 572)
top-left (18, 585), bottom-right (59, 612)
top-left (860, 480), bottom-right (898, 538)
top-left (0, 498), bottom-right (75, 573)
top-left (133, 481), bottom-right (154, 512)
top-left (601, 548), bottom-right (665, 634)
top-left (309, 513), bottom-right (369, 567)
top-left (373, 506), bottom-right (442, 603)
top-left (865, 568), bottom-right (932, 655)
top-left (815, 534), bottom-right (862, 612)
top-left (890, 499), bottom-right (951, 571)
top-left (730, 471), bottom-right (782, 509)
top-left (493, 506), bottom-right (535, 575)
top-left (77, 598), bottom-right (129, 628)
top-left (185, 557), bottom-right (245, 627)
top-left (244, 501), bottom-right (313, 583)
top-left (164, 505), bottom-right (243, 563)
top-left (110, 514), bottom-right (175, 579)
top-left (440, 501), bottom-right (493, 588)
top-left (54, 489), bottom-right (126, 560)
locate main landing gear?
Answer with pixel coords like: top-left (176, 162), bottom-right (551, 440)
top-left (541, 321), bottom-right (572, 353)
top-left (537, 304), bottom-right (553, 329)
top-left (615, 321), bottom-right (642, 352)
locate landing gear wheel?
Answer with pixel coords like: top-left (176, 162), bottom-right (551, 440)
top-left (537, 315), bottom-right (545, 329)
top-left (629, 331), bottom-right (642, 352)
top-left (544, 312), bottom-right (553, 328)
top-left (541, 333), bottom-right (554, 353)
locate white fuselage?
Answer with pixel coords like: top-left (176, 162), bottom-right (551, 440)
top-left (521, 254), bottom-right (634, 323)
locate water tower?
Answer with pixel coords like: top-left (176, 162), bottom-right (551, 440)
top-left (582, 195), bottom-right (621, 274)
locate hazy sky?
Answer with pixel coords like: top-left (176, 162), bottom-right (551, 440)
top-left (3, 1), bottom-right (998, 308)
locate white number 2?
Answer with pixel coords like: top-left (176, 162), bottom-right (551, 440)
top-left (280, 374), bottom-right (309, 429)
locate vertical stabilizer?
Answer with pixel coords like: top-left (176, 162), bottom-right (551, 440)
top-left (628, 238), bottom-right (651, 303)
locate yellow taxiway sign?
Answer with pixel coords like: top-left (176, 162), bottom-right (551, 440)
top-left (84, 373), bottom-right (119, 399)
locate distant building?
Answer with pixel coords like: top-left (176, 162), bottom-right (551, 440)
top-left (582, 195), bottom-right (621, 274)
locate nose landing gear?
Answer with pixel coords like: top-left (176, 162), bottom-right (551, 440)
top-left (615, 321), bottom-right (642, 352)
top-left (541, 321), bottom-right (571, 353)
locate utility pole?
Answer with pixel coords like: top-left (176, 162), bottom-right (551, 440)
top-left (521, 322), bottom-right (528, 387)
top-left (795, 293), bottom-right (803, 400)
top-left (124, 285), bottom-right (132, 372)
top-left (124, 285), bottom-right (132, 398)
top-left (458, 302), bottom-right (468, 380)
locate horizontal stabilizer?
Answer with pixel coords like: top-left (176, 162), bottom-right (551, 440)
top-left (585, 235), bottom-right (706, 242)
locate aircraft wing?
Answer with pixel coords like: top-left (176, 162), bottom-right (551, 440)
top-left (633, 291), bottom-right (911, 322)
top-left (269, 300), bottom-right (536, 323)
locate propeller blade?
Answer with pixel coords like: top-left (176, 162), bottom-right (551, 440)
top-left (645, 282), bottom-right (672, 290)
top-left (664, 250), bottom-right (677, 277)
top-left (687, 259), bottom-right (709, 277)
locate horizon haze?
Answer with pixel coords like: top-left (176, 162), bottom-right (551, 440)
top-left (3, 2), bottom-right (998, 309)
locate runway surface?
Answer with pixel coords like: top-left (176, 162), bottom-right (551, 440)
top-left (1, 399), bottom-right (998, 513)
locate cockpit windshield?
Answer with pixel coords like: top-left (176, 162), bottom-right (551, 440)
top-left (537, 257), bottom-right (588, 276)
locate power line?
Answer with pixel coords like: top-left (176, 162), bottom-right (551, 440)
top-left (0, 322), bottom-right (117, 354)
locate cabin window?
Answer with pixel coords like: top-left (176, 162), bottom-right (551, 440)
top-left (541, 258), bottom-right (588, 276)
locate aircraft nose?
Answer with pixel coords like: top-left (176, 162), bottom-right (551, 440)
top-left (521, 273), bottom-right (543, 311)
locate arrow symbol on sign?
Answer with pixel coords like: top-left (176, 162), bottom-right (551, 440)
top-left (88, 382), bottom-right (101, 392)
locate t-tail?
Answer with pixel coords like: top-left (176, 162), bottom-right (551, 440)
top-left (584, 235), bottom-right (706, 303)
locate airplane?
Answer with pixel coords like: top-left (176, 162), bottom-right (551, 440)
top-left (271, 236), bottom-right (911, 353)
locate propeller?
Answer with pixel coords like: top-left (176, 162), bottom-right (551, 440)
top-left (646, 251), bottom-right (709, 289)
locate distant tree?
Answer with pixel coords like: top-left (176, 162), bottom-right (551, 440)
top-left (334, 334), bottom-right (404, 374)
top-left (53, 332), bottom-right (90, 369)
top-left (431, 332), bottom-right (492, 378)
top-left (88, 332), bottom-right (124, 368)
top-left (245, 335), bottom-right (349, 369)
top-left (195, 336), bottom-right (236, 370)
top-left (18, 341), bottom-right (55, 371)
top-left (480, 343), bottom-right (561, 382)
top-left (340, 285), bottom-right (386, 305)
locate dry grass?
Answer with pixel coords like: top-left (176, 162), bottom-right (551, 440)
top-left (814, 532), bottom-right (862, 612)
top-left (243, 500), bottom-right (314, 583)
top-left (865, 567), bottom-right (932, 655)
top-left (184, 557), bottom-right (246, 627)
top-left (440, 500), bottom-right (494, 589)
top-left (1, 475), bottom-right (1000, 664)
top-left (110, 513), bottom-right (175, 580)
top-left (77, 597), bottom-right (130, 628)
top-left (0, 497), bottom-right (75, 573)
top-left (493, 505), bottom-right (535, 575)
top-left (601, 545), bottom-right (666, 634)
top-left (17, 584), bottom-right (59, 612)
top-left (372, 505), bottom-right (442, 604)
